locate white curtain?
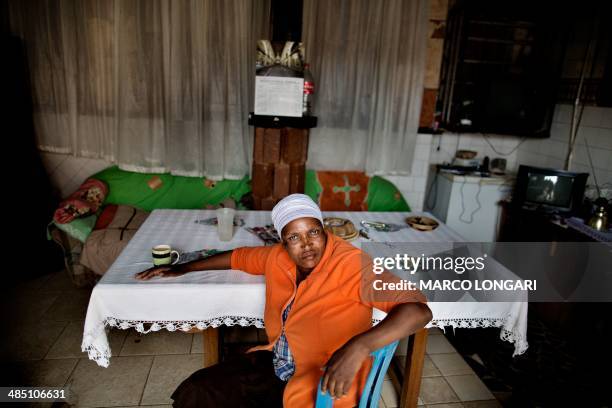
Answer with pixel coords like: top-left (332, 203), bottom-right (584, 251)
top-left (9, 0), bottom-right (270, 179)
top-left (302, 0), bottom-right (427, 175)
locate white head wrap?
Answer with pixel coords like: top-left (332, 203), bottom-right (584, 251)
top-left (271, 194), bottom-right (324, 236)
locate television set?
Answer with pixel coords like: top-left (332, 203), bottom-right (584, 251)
top-left (513, 165), bottom-right (589, 214)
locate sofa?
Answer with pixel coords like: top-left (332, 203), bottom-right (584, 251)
top-left (49, 166), bottom-right (251, 286)
top-left (50, 166), bottom-right (409, 287)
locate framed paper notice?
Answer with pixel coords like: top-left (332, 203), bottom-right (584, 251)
top-left (254, 76), bottom-right (304, 117)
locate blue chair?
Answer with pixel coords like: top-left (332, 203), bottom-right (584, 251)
top-left (315, 340), bottom-right (400, 408)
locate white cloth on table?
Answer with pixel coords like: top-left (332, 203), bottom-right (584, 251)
top-left (82, 209), bottom-right (528, 367)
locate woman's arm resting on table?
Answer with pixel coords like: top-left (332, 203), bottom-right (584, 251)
top-left (321, 302), bottom-right (432, 399)
top-left (134, 250), bottom-right (233, 280)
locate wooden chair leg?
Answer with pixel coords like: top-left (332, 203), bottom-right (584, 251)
top-left (400, 328), bottom-right (428, 408)
top-left (202, 327), bottom-right (219, 368)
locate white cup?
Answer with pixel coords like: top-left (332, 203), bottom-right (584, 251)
top-left (216, 207), bottom-right (236, 241)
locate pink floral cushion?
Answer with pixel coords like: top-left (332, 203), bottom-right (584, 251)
top-left (53, 179), bottom-right (108, 224)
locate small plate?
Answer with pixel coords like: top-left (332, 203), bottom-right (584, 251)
top-left (324, 217), bottom-right (358, 240)
top-left (405, 216), bottom-right (439, 231)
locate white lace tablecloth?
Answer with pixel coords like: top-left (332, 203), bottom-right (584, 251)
top-left (82, 210), bottom-right (528, 367)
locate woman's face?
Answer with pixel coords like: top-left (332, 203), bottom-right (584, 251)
top-left (281, 217), bottom-right (327, 272)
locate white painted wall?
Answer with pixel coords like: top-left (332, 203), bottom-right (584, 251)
top-left (394, 104), bottom-right (612, 211)
top-left (40, 152), bottom-right (111, 199)
top-left (39, 104), bottom-right (611, 211)
top-left (516, 104), bottom-right (612, 190)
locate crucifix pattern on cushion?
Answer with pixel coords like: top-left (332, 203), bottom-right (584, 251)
top-left (316, 171), bottom-right (369, 211)
top-left (333, 176), bottom-right (361, 207)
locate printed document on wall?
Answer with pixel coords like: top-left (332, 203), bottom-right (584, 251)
top-left (254, 77), bottom-right (304, 117)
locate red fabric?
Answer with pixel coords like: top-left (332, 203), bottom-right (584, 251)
top-left (315, 171), bottom-right (370, 211)
top-left (94, 204), bottom-right (119, 230)
top-left (53, 178), bottom-right (108, 224)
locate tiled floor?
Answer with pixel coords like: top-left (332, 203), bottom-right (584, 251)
top-left (2, 270), bottom-right (501, 407)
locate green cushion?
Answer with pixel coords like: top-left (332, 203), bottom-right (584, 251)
top-left (52, 214), bottom-right (97, 243)
top-left (366, 176), bottom-right (411, 212)
top-left (92, 166), bottom-right (251, 211)
top-left (304, 169), bottom-right (323, 204)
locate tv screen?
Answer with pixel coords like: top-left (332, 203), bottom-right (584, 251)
top-left (524, 172), bottom-right (575, 208)
top-left (514, 165), bottom-right (589, 214)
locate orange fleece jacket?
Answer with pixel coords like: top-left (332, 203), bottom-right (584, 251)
top-left (231, 232), bottom-right (426, 408)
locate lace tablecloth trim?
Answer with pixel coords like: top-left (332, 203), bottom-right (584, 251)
top-left (104, 316), bottom-right (265, 332)
top-left (430, 316), bottom-right (528, 356)
top-left (83, 315), bottom-right (527, 367)
top-left (82, 316), bottom-right (265, 367)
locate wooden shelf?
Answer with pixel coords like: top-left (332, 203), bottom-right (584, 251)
top-left (417, 127), bottom-right (444, 135)
top-left (466, 36), bottom-right (534, 45)
top-left (467, 19), bottom-right (535, 28)
top-left (248, 113), bottom-right (317, 129)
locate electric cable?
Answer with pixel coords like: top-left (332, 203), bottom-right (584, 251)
top-left (425, 168), bottom-right (440, 211)
top-left (459, 177), bottom-right (482, 224)
top-left (481, 133), bottom-right (528, 156)
top-left (584, 137), bottom-right (601, 196)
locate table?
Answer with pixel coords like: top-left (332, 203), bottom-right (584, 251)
top-left (82, 209), bottom-right (528, 407)
top-left (498, 201), bottom-right (609, 243)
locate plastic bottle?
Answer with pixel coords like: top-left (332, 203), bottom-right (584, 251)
top-left (302, 63), bottom-right (314, 116)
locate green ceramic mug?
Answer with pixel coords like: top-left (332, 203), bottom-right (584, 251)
top-left (152, 245), bottom-right (180, 266)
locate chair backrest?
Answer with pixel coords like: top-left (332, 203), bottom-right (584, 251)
top-left (315, 340), bottom-right (400, 408)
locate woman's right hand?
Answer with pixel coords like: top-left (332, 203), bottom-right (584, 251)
top-left (135, 265), bottom-right (185, 280)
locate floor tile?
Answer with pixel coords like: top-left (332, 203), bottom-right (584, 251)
top-left (107, 328), bottom-right (130, 357)
top-left (11, 291), bottom-right (61, 324)
top-left (429, 353), bottom-right (473, 376)
top-left (120, 330), bottom-right (193, 356)
top-left (5, 358), bottom-right (78, 387)
top-left (397, 355), bottom-right (442, 378)
top-left (467, 353), bottom-right (484, 366)
top-left (42, 289), bottom-right (92, 322)
top-left (378, 382), bottom-right (423, 407)
top-left (46, 321), bottom-right (128, 360)
top-left (419, 377), bottom-right (460, 405)
top-left (424, 403), bottom-right (464, 407)
top-left (66, 355), bottom-right (153, 407)
top-left (422, 355), bottom-right (443, 377)
top-left (190, 331), bottom-right (203, 354)
top-left (426, 335), bottom-right (456, 354)
top-left (140, 354), bottom-right (203, 405)
top-left (12, 273), bottom-right (53, 292)
top-left (428, 328), bottom-right (444, 336)
top-left (395, 336), bottom-right (409, 356)
top-left (114, 406), bottom-right (172, 408)
top-left (3, 320), bottom-right (68, 361)
top-left (381, 379), bottom-right (399, 407)
top-left (462, 401), bottom-right (501, 408)
top-left (39, 270), bottom-right (82, 293)
top-left (445, 375), bottom-right (495, 402)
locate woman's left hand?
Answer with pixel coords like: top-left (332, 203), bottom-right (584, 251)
top-left (321, 337), bottom-right (371, 399)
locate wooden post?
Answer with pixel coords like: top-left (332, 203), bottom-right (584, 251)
top-left (202, 327), bottom-right (219, 368)
top-left (400, 328), bottom-right (428, 408)
top-left (185, 327), bottom-right (220, 367)
top-left (249, 114), bottom-right (316, 209)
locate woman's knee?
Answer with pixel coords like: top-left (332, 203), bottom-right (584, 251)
top-left (172, 361), bottom-right (246, 407)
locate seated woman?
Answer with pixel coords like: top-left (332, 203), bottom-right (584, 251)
top-left (136, 194), bottom-right (432, 408)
